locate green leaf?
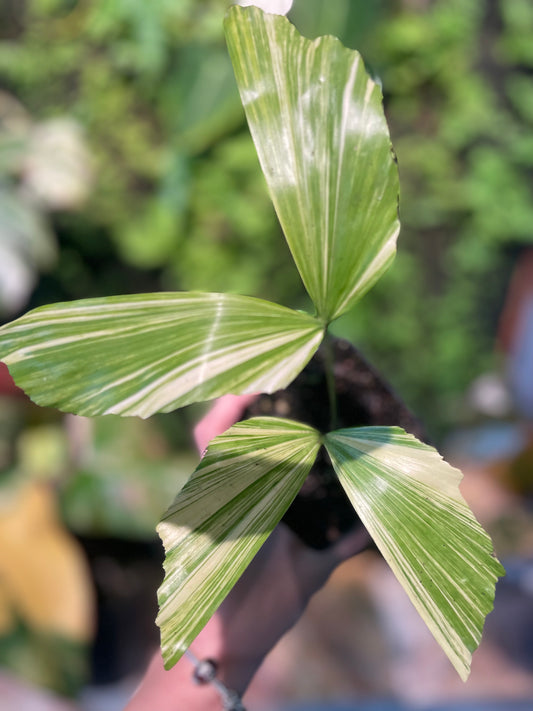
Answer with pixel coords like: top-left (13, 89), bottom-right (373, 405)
top-left (157, 416), bottom-right (321, 668)
top-left (0, 292), bottom-right (323, 417)
top-left (225, 6), bottom-right (400, 323)
top-left (324, 426), bottom-right (504, 680)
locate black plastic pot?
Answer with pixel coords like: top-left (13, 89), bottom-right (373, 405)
top-left (245, 338), bottom-right (425, 550)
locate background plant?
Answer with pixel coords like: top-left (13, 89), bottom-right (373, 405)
top-left (0, 5), bottom-right (504, 682)
top-left (2, 0), bottom-right (532, 439)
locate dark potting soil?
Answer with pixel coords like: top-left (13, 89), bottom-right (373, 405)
top-left (244, 338), bottom-right (426, 550)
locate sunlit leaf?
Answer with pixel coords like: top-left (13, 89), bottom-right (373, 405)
top-left (324, 426), bottom-right (504, 680)
top-left (0, 292), bottom-right (323, 418)
top-left (157, 416), bottom-right (321, 668)
top-left (225, 6), bottom-right (399, 322)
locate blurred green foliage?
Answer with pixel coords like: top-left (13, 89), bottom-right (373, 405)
top-left (0, 620), bottom-right (87, 697)
top-left (59, 415), bottom-right (196, 539)
top-left (333, 0), bottom-right (533, 434)
top-left (1, 0), bottom-right (532, 696)
top-left (0, 393), bottom-right (197, 693)
top-left (0, 0), bottom-right (533, 412)
top-left (1, 0), bottom-right (533, 430)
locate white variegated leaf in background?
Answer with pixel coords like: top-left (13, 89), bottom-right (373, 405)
top-left (225, 6), bottom-right (400, 323)
top-left (157, 416), bottom-right (321, 668)
top-left (0, 292), bottom-right (324, 417)
top-left (324, 426), bottom-right (504, 681)
top-left (235, 0), bottom-right (293, 16)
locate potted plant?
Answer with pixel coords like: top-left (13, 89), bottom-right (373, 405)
top-left (0, 5), bottom-right (503, 682)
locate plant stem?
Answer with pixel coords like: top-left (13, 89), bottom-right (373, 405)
top-left (323, 333), bottom-right (338, 432)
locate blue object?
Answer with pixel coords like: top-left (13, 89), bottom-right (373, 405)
top-left (279, 700), bottom-right (533, 711)
top-left (509, 293), bottom-right (533, 420)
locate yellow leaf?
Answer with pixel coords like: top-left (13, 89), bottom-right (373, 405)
top-left (0, 482), bottom-right (94, 641)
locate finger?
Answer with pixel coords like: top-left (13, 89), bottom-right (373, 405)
top-left (329, 525), bottom-right (372, 564)
top-left (193, 393), bottom-right (258, 454)
top-left (290, 525), bottom-right (371, 596)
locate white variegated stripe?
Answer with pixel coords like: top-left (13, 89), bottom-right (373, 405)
top-left (225, 7), bottom-right (400, 323)
top-left (0, 292), bottom-right (324, 418)
top-left (103, 329), bottom-right (323, 415)
top-left (324, 426), bottom-right (504, 681)
top-left (330, 228), bottom-right (399, 319)
top-left (156, 417), bottom-right (321, 668)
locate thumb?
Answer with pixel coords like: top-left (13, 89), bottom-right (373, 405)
top-left (291, 525), bottom-right (371, 600)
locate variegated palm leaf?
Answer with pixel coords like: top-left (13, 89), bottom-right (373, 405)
top-left (0, 292), bottom-right (323, 417)
top-left (226, 6), bottom-right (400, 322)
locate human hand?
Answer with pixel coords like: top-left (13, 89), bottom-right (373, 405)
top-left (125, 394), bottom-right (369, 710)
top-left (195, 394), bottom-right (370, 694)
top-left (215, 513), bottom-right (369, 694)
